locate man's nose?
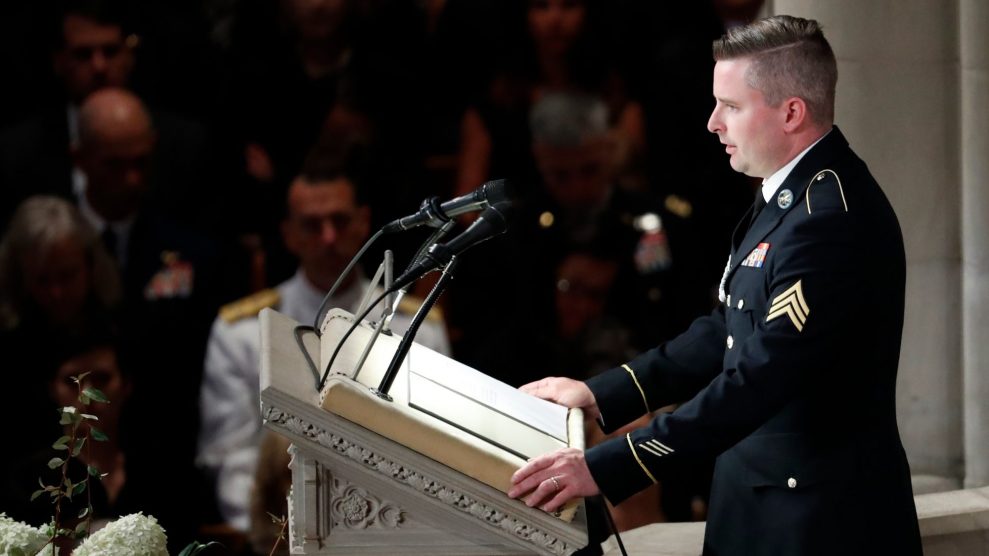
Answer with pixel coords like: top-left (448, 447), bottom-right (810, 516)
top-left (707, 107), bottom-right (722, 134)
top-left (91, 50), bottom-right (108, 73)
top-left (124, 167), bottom-right (145, 189)
top-left (319, 221), bottom-right (338, 245)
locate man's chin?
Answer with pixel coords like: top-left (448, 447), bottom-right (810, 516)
top-left (729, 158), bottom-right (748, 175)
top-left (302, 265), bottom-right (347, 292)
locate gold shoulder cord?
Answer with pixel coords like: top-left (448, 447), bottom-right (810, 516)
top-left (806, 169), bottom-right (848, 214)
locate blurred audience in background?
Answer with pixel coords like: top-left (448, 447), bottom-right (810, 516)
top-left (0, 0), bottom-right (765, 549)
top-left (0, 325), bottom-right (201, 553)
top-left (0, 0), bottom-right (227, 234)
top-left (455, 0), bottom-right (646, 204)
top-left (0, 196), bottom-right (121, 473)
top-left (73, 86), bottom-right (231, 461)
top-left (217, 0), bottom-right (434, 286)
top-left (451, 91), bottom-right (711, 383)
top-left (197, 141), bottom-right (450, 535)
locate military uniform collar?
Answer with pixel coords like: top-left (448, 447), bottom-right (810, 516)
top-left (726, 126), bottom-right (848, 282)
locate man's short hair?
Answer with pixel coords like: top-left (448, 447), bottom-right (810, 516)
top-left (52, 0), bottom-right (131, 49)
top-left (713, 15), bottom-right (837, 125)
top-left (289, 140), bottom-right (369, 212)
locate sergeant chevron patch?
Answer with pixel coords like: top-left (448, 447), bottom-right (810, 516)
top-left (766, 280), bottom-right (810, 331)
top-left (638, 439), bottom-right (676, 458)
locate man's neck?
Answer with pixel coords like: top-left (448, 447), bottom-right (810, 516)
top-left (770, 125), bottom-right (832, 177)
top-left (760, 127), bottom-right (833, 202)
top-left (81, 187), bottom-right (138, 225)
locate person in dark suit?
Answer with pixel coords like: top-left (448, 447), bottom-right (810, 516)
top-left (72, 87), bottom-right (230, 510)
top-left (509, 15), bottom-right (922, 555)
top-left (0, 0), bottom-right (220, 233)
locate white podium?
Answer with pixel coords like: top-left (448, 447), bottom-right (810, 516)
top-left (259, 307), bottom-right (590, 555)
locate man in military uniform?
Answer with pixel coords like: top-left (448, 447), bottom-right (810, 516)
top-left (521, 91), bottom-right (712, 348)
top-left (509, 16), bottom-right (922, 555)
top-left (196, 150), bottom-right (450, 531)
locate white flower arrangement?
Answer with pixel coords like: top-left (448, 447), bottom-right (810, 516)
top-left (0, 512), bottom-right (170, 556)
top-left (73, 513), bottom-right (168, 556)
top-left (0, 513), bottom-right (48, 556)
top-left (3, 376), bottom-right (216, 556)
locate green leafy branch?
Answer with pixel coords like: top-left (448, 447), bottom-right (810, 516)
top-left (177, 540), bottom-right (224, 556)
top-left (30, 372), bottom-right (110, 554)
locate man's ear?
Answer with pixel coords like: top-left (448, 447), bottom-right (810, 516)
top-left (782, 97), bottom-right (809, 133)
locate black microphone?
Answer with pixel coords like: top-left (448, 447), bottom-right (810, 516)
top-left (382, 179), bottom-right (509, 233)
top-left (388, 202), bottom-right (511, 292)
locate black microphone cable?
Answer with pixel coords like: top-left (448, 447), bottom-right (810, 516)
top-left (311, 221), bottom-right (456, 390)
top-left (293, 227), bottom-right (384, 389)
top-left (599, 496), bottom-right (628, 556)
top-left (294, 216), bottom-right (458, 389)
top-left (311, 228), bottom-right (385, 333)
top-left (318, 284), bottom-right (403, 391)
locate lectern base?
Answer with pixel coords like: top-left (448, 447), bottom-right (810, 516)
top-left (263, 388), bottom-right (586, 555)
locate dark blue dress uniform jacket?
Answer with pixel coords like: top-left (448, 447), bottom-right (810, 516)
top-left (583, 127), bottom-right (922, 555)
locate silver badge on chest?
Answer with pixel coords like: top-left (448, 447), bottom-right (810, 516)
top-left (777, 189), bottom-right (794, 210)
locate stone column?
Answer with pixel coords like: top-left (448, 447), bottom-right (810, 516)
top-left (773, 0), bottom-right (963, 486)
top-left (960, 0), bottom-right (989, 489)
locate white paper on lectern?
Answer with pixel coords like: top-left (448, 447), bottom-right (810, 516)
top-left (409, 358), bottom-right (569, 444)
top-left (319, 308), bottom-right (570, 452)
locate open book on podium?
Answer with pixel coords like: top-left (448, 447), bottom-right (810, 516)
top-left (259, 306), bottom-right (590, 555)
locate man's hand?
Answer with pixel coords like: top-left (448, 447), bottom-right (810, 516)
top-left (508, 448), bottom-right (601, 512)
top-left (520, 377), bottom-right (600, 421)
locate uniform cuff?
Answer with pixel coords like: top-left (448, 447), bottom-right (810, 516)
top-left (586, 366), bottom-right (650, 434)
top-left (585, 434), bottom-right (658, 506)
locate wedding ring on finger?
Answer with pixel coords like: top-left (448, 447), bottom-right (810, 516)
top-left (550, 475), bottom-right (561, 492)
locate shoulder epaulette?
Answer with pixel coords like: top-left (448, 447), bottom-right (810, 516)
top-left (805, 169), bottom-right (848, 214)
top-left (396, 294), bottom-right (445, 324)
top-left (219, 288), bottom-right (280, 324)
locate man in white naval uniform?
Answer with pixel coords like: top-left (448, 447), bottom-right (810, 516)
top-left (197, 160), bottom-right (451, 531)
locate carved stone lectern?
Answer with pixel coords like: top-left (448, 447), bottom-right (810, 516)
top-left (259, 308), bottom-right (590, 555)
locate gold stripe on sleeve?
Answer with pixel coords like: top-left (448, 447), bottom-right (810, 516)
top-left (622, 364), bottom-right (650, 413)
top-left (626, 433), bottom-right (658, 484)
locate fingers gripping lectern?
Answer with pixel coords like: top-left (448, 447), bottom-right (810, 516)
top-left (258, 307), bottom-right (590, 555)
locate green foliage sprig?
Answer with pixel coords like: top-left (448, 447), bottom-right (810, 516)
top-left (4, 371), bottom-right (271, 555)
top-left (30, 372), bottom-right (110, 554)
